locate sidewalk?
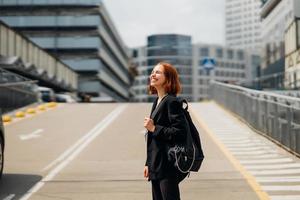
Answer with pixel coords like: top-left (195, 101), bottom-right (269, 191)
top-left (191, 101), bottom-right (300, 200)
top-left (179, 101), bottom-right (265, 200)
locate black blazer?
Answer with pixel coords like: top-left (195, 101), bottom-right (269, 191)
top-left (145, 94), bottom-right (189, 180)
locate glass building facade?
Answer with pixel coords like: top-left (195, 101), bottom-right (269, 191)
top-left (0, 0), bottom-right (133, 101)
top-left (132, 34), bottom-right (193, 102)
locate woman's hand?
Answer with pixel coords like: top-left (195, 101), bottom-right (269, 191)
top-left (144, 166), bottom-right (149, 178)
top-left (144, 117), bottom-right (155, 132)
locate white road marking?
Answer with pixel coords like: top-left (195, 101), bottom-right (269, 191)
top-left (262, 185), bottom-right (300, 191)
top-left (19, 129), bottom-right (44, 140)
top-left (257, 176), bottom-right (300, 183)
top-left (250, 168), bottom-right (300, 176)
top-left (3, 194), bottom-right (15, 200)
top-left (240, 158), bottom-right (293, 165)
top-left (245, 163), bottom-right (300, 170)
top-left (227, 146), bottom-right (273, 151)
top-left (20, 105), bottom-right (127, 200)
top-left (237, 154), bottom-right (282, 159)
top-left (232, 150), bottom-right (277, 156)
top-left (270, 196), bottom-right (300, 200)
top-left (191, 103), bottom-right (300, 198)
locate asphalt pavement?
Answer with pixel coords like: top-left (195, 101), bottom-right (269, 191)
top-left (0, 102), bottom-right (275, 200)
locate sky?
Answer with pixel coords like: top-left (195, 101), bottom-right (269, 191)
top-left (103, 0), bottom-right (225, 48)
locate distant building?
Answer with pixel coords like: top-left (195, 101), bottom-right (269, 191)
top-left (193, 44), bottom-right (258, 101)
top-left (0, 0), bottom-right (133, 101)
top-left (132, 34), bottom-right (193, 102)
top-left (260, 0), bottom-right (300, 89)
top-left (225, 0), bottom-right (262, 51)
top-left (131, 34), bottom-right (258, 102)
top-left (284, 7), bottom-right (300, 89)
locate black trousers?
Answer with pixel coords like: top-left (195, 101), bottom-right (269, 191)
top-left (151, 178), bottom-right (180, 200)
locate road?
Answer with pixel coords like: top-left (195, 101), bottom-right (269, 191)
top-left (0, 102), bottom-right (278, 199)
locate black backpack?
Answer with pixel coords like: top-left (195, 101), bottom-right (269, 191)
top-left (167, 99), bottom-right (204, 173)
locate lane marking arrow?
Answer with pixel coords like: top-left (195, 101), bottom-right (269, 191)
top-left (20, 129), bottom-right (44, 141)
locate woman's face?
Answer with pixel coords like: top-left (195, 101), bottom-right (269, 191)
top-left (150, 64), bottom-right (166, 89)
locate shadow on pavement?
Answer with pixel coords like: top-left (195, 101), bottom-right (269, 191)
top-left (0, 173), bottom-right (42, 199)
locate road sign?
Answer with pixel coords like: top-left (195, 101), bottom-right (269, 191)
top-left (201, 58), bottom-right (216, 70)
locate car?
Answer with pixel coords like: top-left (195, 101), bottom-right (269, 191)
top-left (37, 86), bottom-right (56, 102)
top-left (55, 93), bottom-right (77, 103)
top-left (0, 109), bottom-right (5, 178)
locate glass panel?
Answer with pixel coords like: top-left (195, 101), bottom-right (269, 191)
top-left (30, 37), bottom-right (101, 48)
top-left (63, 59), bottom-right (101, 71)
top-left (200, 48), bottom-right (209, 57)
top-left (237, 50), bottom-right (244, 60)
top-left (216, 48), bottom-right (223, 58)
top-left (0, 16), bottom-right (100, 27)
top-left (227, 50), bottom-right (234, 59)
top-left (298, 20), bottom-right (300, 47)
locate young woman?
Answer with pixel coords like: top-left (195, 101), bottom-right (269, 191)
top-left (143, 62), bottom-right (188, 200)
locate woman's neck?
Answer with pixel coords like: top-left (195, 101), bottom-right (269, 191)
top-left (157, 88), bottom-right (167, 99)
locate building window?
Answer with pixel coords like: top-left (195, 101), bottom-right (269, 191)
top-left (227, 50), bottom-right (234, 59)
top-left (132, 49), bottom-right (138, 58)
top-left (199, 47), bottom-right (209, 57)
top-left (237, 50), bottom-right (244, 60)
top-left (216, 48), bottom-right (223, 58)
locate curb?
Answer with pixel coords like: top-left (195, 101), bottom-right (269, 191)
top-left (2, 102), bottom-right (58, 125)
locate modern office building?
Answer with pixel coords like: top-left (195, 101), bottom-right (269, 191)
top-left (0, 0), bottom-right (133, 102)
top-left (132, 34), bottom-right (257, 102)
top-left (132, 34), bottom-right (193, 102)
top-left (260, 0), bottom-right (300, 88)
top-left (225, 0), bottom-right (262, 51)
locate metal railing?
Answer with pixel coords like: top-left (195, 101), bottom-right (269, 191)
top-left (0, 68), bottom-right (38, 113)
top-left (210, 81), bottom-right (300, 155)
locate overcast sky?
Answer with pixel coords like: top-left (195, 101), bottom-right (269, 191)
top-left (103, 0), bottom-right (225, 48)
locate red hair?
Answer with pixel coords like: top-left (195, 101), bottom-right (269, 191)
top-left (148, 62), bottom-right (181, 95)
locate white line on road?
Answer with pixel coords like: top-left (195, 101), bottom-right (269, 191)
top-left (19, 129), bottom-right (44, 140)
top-left (245, 163), bottom-right (300, 170)
top-left (3, 194), bottom-right (15, 200)
top-left (250, 168), bottom-right (300, 176)
top-left (20, 104), bottom-right (127, 200)
top-left (227, 146), bottom-right (273, 151)
top-left (237, 154), bottom-right (282, 159)
top-left (257, 176), bottom-right (300, 183)
top-left (232, 150), bottom-right (277, 156)
top-left (262, 185), bottom-right (300, 191)
top-left (270, 196), bottom-right (300, 200)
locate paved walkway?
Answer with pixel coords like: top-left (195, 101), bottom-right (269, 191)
top-left (192, 101), bottom-right (300, 200)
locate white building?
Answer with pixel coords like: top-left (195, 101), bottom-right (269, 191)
top-left (260, 0), bottom-right (300, 87)
top-left (284, 3), bottom-right (300, 89)
top-left (193, 44), bottom-right (258, 101)
top-left (225, 0), bottom-right (262, 51)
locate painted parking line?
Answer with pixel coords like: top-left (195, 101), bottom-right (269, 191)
top-left (20, 104), bottom-right (127, 200)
